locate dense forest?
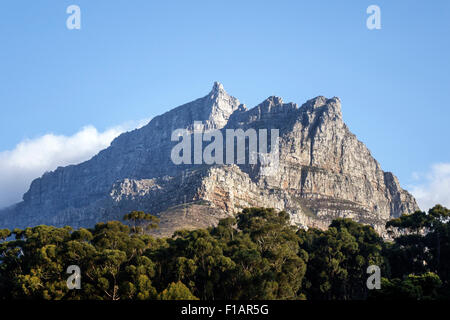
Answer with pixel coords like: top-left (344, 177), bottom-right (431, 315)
top-left (0, 206), bottom-right (449, 300)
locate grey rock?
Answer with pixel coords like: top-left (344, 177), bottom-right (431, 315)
top-left (0, 83), bottom-right (419, 237)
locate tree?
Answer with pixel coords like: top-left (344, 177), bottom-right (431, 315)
top-left (370, 272), bottom-right (442, 300)
top-left (299, 218), bottom-right (384, 300)
top-left (0, 229), bottom-right (10, 241)
top-left (158, 281), bottom-right (199, 300)
top-left (384, 205), bottom-right (450, 297)
top-left (1, 206), bottom-right (449, 300)
top-left (0, 221), bottom-right (160, 300)
top-left (229, 208), bottom-right (307, 299)
top-left (123, 211), bottom-right (160, 235)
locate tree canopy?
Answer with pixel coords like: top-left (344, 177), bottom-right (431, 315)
top-left (0, 206), bottom-right (449, 300)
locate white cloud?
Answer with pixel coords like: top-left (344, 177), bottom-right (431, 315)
top-left (0, 119), bottom-right (150, 209)
top-left (409, 163), bottom-right (450, 211)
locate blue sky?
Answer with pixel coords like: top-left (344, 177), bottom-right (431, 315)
top-left (0, 0), bottom-right (449, 209)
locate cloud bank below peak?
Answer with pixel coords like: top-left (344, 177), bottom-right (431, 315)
top-left (0, 119), bottom-right (150, 209)
top-left (409, 162), bottom-right (450, 212)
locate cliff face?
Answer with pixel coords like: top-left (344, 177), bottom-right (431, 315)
top-left (0, 83), bottom-right (419, 236)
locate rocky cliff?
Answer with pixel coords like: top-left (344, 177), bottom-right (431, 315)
top-left (0, 82), bottom-right (419, 236)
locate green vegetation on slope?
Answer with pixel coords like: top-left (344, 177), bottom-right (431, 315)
top-left (0, 206), bottom-right (449, 300)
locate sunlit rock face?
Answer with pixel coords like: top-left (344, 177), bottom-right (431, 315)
top-left (0, 83), bottom-right (418, 237)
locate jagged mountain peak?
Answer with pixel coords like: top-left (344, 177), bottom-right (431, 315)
top-left (0, 83), bottom-right (419, 237)
top-left (301, 95), bottom-right (340, 110)
top-left (204, 82), bottom-right (241, 128)
top-left (135, 82), bottom-right (241, 133)
top-left (261, 96), bottom-right (284, 106)
top-left (210, 81), bottom-right (225, 94)
top-left (299, 95), bottom-right (342, 121)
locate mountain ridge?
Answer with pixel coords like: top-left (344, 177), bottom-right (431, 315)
top-left (0, 83), bottom-right (419, 236)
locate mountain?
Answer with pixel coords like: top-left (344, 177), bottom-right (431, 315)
top-left (0, 82), bottom-right (419, 236)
